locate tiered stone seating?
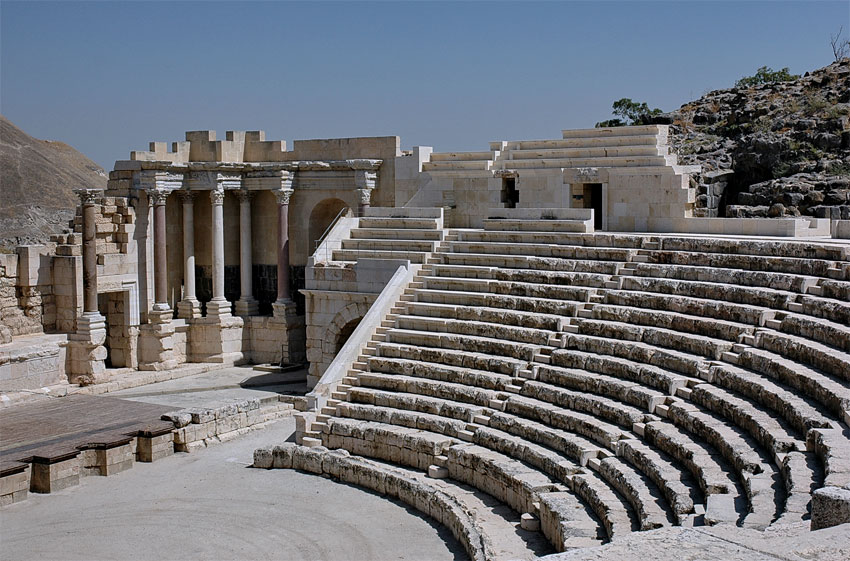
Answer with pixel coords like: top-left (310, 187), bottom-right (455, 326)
top-left (287, 225), bottom-right (849, 556)
top-left (330, 207), bottom-right (445, 264)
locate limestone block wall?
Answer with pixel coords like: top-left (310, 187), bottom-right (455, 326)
top-left (0, 334), bottom-right (68, 392)
top-left (0, 246), bottom-right (56, 342)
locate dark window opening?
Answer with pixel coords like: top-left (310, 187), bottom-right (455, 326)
top-left (501, 178), bottom-right (519, 208)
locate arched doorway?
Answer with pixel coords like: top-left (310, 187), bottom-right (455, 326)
top-left (308, 198), bottom-right (350, 256)
top-left (335, 318), bottom-right (362, 354)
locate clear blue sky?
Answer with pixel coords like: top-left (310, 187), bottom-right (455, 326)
top-left (2, 0), bottom-right (848, 170)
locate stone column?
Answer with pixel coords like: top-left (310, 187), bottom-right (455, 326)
top-left (177, 191), bottom-right (201, 319)
top-left (353, 167), bottom-right (376, 217)
top-left (148, 189), bottom-right (171, 319)
top-left (235, 190), bottom-right (258, 316)
top-left (206, 188), bottom-right (230, 318)
top-left (68, 188), bottom-right (107, 383)
top-left (273, 188), bottom-right (295, 317)
top-left (356, 188), bottom-right (371, 217)
top-left (80, 190), bottom-right (100, 314)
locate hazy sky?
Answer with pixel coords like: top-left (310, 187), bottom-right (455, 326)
top-left (2, 0), bottom-right (848, 170)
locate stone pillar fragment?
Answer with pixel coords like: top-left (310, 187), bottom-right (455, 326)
top-left (177, 191), bottom-right (201, 319)
top-left (235, 190), bottom-right (258, 316)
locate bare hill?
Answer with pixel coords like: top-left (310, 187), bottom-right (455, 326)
top-left (0, 115), bottom-right (107, 248)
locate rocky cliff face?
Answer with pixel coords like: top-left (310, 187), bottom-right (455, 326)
top-left (660, 59), bottom-right (850, 219)
top-left (0, 115), bottom-right (107, 249)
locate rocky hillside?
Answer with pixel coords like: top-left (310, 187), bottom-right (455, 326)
top-left (0, 115), bottom-right (107, 249)
top-left (660, 59), bottom-right (850, 219)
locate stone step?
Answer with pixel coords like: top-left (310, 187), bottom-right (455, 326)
top-left (357, 217), bottom-right (440, 230)
top-left (349, 227), bottom-right (444, 241)
top-left (331, 249), bottom-right (428, 263)
top-left (508, 145), bottom-right (665, 160)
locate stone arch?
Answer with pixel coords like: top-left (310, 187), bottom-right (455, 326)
top-left (321, 301), bottom-right (372, 361)
top-left (308, 198), bottom-right (350, 255)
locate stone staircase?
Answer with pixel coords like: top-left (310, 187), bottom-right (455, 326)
top-left (330, 207), bottom-right (445, 264)
top-left (263, 223), bottom-right (850, 559)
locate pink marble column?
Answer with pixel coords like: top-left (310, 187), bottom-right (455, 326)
top-left (149, 190), bottom-right (170, 313)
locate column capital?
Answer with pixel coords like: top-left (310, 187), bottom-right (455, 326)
top-left (210, 188), bottom-right (225, 205)
top-left (177, 190), bottom-right (196, 203)
top-left (147, 189), bottom-right (169, 206)
top-left (74, 188), bottom-right (104, 206)
top-left (235, 189), bottom-right (255, 203)
top-left (274, 188), bottom-right (294, 206)
top-left (357, 187), bottom-right (372, 206)
top-left (353, 169), bottom-right (377, 190)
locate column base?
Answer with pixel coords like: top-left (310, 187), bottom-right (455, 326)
top-left (206, 298), bottom-right (232, 319)
top-left (177, 299), bottom-right (202, 320)
top-left (235, 297), bottom-right (259, 317)
top-left (67, 312), bottom-right (108, 385)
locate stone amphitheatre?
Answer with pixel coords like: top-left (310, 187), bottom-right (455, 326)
top-left (1, 82), bottom-right (850, 558)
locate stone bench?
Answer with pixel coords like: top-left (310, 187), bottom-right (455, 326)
top-left (657, 237), bottom-right (849, 261)
top-left (449, 241), bottom-right (635, 262)
top-left (422, 276), bottom-right (595, 303)
top-left (688, 384), bottom-right (804, 458)
top-left (438, 252), bottom-right (621, 274)
top-left (335, 401), bottom-right (469, 440)
top-left (386, 328), bottom-right (546, 361)
top-left (537, 491), bottom-right (604, 551)
top-left (357, 372), bottom-right (498, 409)
top-left (373, 344), bottom-right (525, 378)
top-left (818, 279), bottom-right (850, 301)
top-left (569, 473), bottom-right (636, 539)
top-left (414, 288), bottom-right (584, 317)
top-left (405, 301), bottom-right (568, 332)
top-left (706, 362), bottom-right (834, 436)
top-left (341, 238), bottom-right (438, 253)
top-left (620, 276), bottom-right (796, 313)
top-left (331, 248), bottom-right (428, 263)
top-left (756, 330), bottom-right (850, 384)
top-left (629, 262), bottom-right (820, 294)
top-left (589, 304), bottom-right (754, 343)
top-left (252, 444), bottom-right (491, 561)
top-left (395, 315), bottom-right (555, 346)
top-left (535, 364), bottom-right (668, 413)
top-left (770, 313), bottom-right (850, 353)
top-left (616, 439), bottom-right (697, 522)
top-left (664, 400), bottom-right (774, 479)
top-left (644, 250), bottom-right (843, 280)
top-left (349, 227), bottom-right (444, 241)
top-left (596, 456), bottom-right (672, 531)
top-left (807, 428), bottom-right (850, 489)
top-left (357, 217), bottom-right (441, 230)
top-left (433, 263), bottom-right (612, 289)
top-left (347, 386), bottom-right (485, 424)
top-left (736, 347), bottom-right (850, 419)
top-left (504, 396), bottom-right (630, 450)
top-left (570, 318), bottom-right (734, 361)
top-left (520, 380), bottom-right (650, 430)
top-left (797, 295), bottom-right (850, 326)
top-left (369, 355), bottom-right (516, 390)
top-left (550, 348), bottom-right (692, 395)
top-left (641, 420), bottom-right (742, 500)
top-left (605, 290), bottom-right (772, 327)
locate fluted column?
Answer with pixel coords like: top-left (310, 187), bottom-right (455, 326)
top-left (235, 190), bottom-right (258, 316)
top-left (177, 191), bottom-right (201, 319)
top-left (273, 188), bottom-right (294, 317)
top-left (206, 188), bottom-right (230, 318)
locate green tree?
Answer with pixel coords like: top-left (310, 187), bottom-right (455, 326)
top-left (595, 98), bottom-right (662, 128)
top-left (735, 66), bottom-right (799, 88)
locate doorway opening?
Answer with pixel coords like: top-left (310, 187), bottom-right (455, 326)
top-left (581, 183), bottom-right (603, 230)
top-left (501, 177), bottom-right (519, 208)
